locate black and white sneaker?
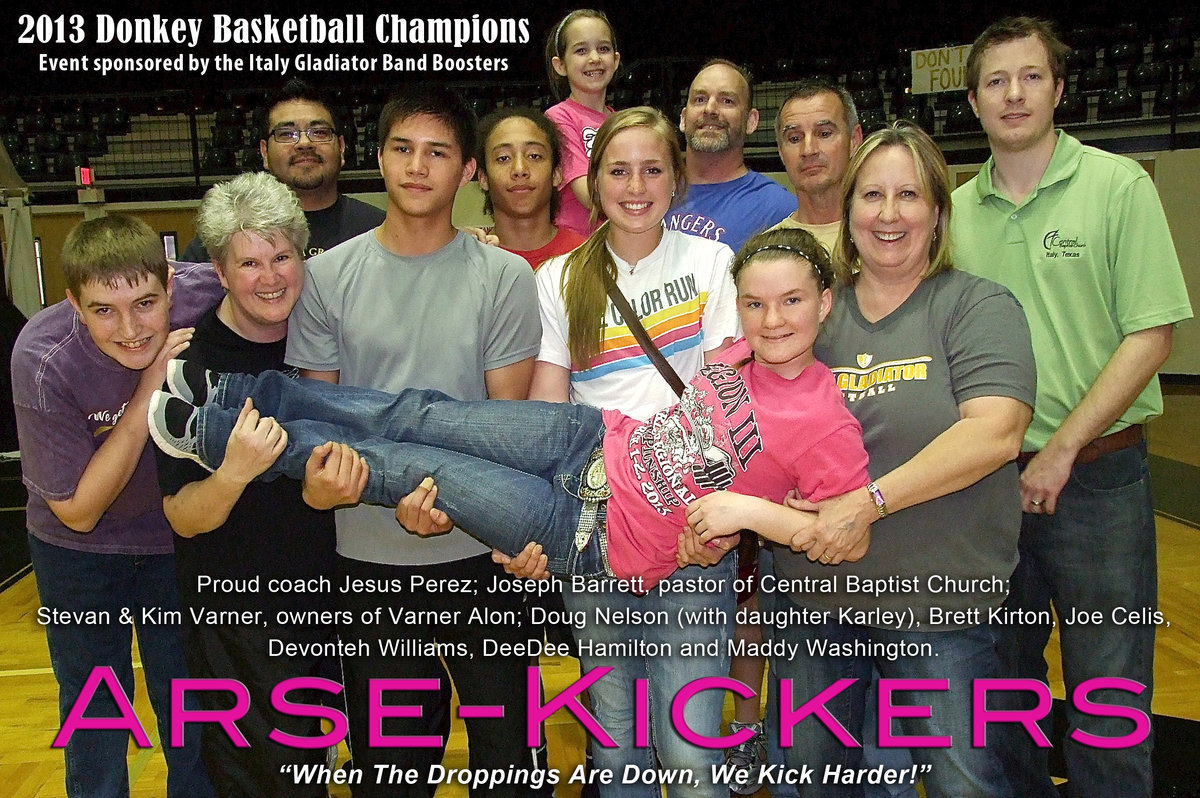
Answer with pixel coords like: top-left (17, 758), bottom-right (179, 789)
top-left (148, 390), bottom-right (210, 470)
top-left (725, 720), bottom-right (767, 795)
top-left (165, 358), bottom-right (219, 405)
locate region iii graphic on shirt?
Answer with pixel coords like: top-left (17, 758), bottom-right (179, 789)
top-left (625, 362), bottom-right (762, 516)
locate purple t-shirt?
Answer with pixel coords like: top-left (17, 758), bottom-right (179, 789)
top-left (12, 262), bottom-right (224, 554)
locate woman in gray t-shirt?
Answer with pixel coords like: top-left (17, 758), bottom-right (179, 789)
top-left (769, 122), bottom-right (1035, 798)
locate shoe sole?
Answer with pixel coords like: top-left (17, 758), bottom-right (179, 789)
top-left (147, 392), bottom-right (213, 472)
top-left (165, 358), bottom-right (213, 405)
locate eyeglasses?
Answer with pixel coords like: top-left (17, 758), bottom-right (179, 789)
top-left (269, 126), bottom-right (337, 144)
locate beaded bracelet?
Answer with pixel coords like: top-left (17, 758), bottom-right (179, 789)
top-left (866, 481), bottom-right (888, 518)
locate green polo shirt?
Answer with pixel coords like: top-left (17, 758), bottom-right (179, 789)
top-left (951, 131), bottom-right (1192, 450)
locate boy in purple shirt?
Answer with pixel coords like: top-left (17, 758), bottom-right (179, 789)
top-left (12, 214), bottom-right (220, 797)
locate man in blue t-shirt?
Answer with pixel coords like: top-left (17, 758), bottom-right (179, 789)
top-left (667, 59), bottom-right (793, 253)
top-left (669, 60), bottom-right (795, 798)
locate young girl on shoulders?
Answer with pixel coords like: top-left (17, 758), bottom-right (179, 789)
top-left (543, 9), bottom-right (619, 236)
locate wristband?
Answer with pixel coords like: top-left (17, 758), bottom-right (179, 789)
top-left (866, 481), bottom-right (888, 518)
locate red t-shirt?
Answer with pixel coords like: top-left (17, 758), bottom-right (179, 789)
top-left (501, 227), bottom-right (587, 270)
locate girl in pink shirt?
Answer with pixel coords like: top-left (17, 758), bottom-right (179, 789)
top-left (151, 226), bottom-right (870, 590)
top-left (543, 9), bottom-right (620, 235)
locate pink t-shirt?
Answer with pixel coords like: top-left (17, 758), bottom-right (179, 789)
top-left (545, 98), bottom-right (611, 236)
top-left (601, 339), bottom-right (870, 587)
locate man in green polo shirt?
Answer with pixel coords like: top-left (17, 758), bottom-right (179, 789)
top-left (951, 16), bottom-right (1192, 798)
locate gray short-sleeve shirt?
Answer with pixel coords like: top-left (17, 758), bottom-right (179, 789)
top-left (775, 269), bottom-right (1036, 629)
top-left (286, 230), bottom-right (540, 565)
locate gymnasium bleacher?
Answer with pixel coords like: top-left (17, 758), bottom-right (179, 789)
top-left (3, 16), bottom-right (1197, 202)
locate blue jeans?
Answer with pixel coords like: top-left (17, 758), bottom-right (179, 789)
top-left (336, 554), bottom-right (531, 798)
top-left (29, 535), bottom-right (213, 798)
top-left (761, 547), bottom-right (914, 798)
top-left (758, 547), bottom-right (797, 798)
top-left (771, 593), bottom-right (1011, 798)
top-left (200, 372), bottom-right (608, 576)
top-left (861, 672), bottom-right (918, 798)
top-left (994, 443), bottom-right (1156, 798)
top-left (564, 558), bottom-right (736, 798)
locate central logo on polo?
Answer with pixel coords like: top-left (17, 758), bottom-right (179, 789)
top-left (1042, 230), bottom-right (1086, 259)
top-left (856, 353), bottom-right (873, 368)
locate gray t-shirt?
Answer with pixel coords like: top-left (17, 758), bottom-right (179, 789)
top-left (286, 230), bottom-right (540, 565)
top-left (775, 269), bottom-right (1036, 629)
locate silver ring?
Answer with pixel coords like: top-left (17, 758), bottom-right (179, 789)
top-left (1031, 499), bottom-right (1043, 506)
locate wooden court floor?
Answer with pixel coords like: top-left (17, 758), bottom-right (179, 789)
top-left (2, 390), bottom-right (1199, 797)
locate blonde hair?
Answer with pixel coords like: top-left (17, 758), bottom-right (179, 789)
top-left (560, 107), bottom-right (684, 369)
top-left (833, 121), bottom-right (953, 286)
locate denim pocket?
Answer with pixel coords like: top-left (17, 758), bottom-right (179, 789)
top-left (1069, 442), bottom-right (1148, 495)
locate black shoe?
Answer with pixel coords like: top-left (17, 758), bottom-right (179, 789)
top-left (165, 358), bottom-right (219, 405)
top-left (147, 391), bottom-right (209, 470)
top-left (579, 752), bottom-right (601, 798)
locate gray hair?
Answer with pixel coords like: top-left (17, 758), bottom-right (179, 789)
top-left (775, 78), bottom-right (860, 141)
top-left (196, 171), bottom-right (309, 265)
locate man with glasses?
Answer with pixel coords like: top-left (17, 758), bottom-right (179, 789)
top-left (181, 78), bottom-right (384, 262)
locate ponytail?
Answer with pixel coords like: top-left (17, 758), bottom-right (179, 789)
top-left (561, 221), bottom-right (616, 369)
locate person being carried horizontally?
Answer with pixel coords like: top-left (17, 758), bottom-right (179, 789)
top-left (149, 227), bottom-right (870, 589)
